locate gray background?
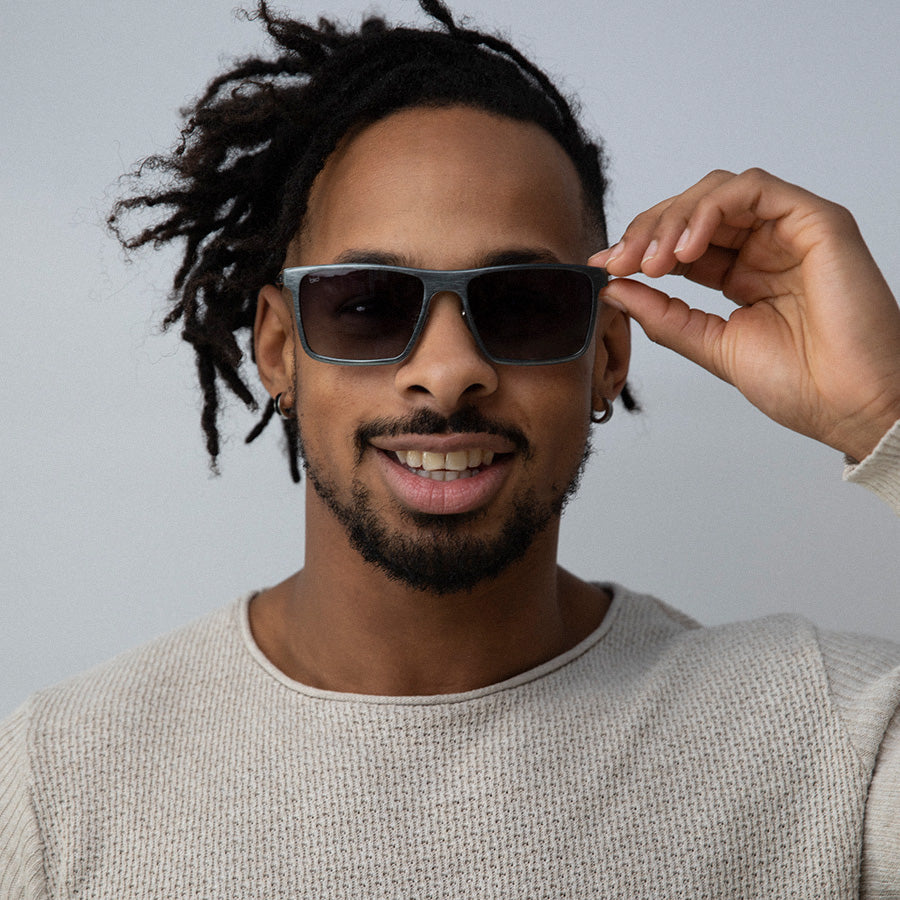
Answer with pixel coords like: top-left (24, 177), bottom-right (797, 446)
top-left (2, 0), bottom-right (898, 717)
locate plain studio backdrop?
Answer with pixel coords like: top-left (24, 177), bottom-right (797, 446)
top-left (2, 0), bottom-right (898, 717)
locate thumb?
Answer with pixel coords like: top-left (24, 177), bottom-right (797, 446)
top-left (600, 278), bottom-right (729, 382)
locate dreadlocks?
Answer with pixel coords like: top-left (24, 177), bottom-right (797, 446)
top-left (109, 0), bottom-right (637, 482)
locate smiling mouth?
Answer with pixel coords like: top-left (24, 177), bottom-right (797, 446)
top-left (390, 448), bottom-right (499, 481)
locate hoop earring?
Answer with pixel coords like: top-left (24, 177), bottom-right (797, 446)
top-left (274, 392), bottom-right (292, 420)
top-left (591, 398), bottom-right (613, 425)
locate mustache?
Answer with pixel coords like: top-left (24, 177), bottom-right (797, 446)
top-left (355, 407), bottom-right (532, 460)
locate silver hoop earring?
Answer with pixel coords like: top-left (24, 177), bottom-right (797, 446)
top-left (275, 392), bottom-right (292, 420)
top-left (591, 398), bottom-right (613, 425)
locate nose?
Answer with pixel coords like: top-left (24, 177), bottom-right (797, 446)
top-left (394, 291), bottom-right (499, 411)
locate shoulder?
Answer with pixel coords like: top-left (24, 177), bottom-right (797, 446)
top-left (0, 598), bottom-right (254, 896)
top-left (609, 583), bottom-right (854, 670)
top-left (610, 584), bottom-right (900, 750)
top-left (1, 599), bottom-right (250, 768)
top-left (611, 585), bottom-right (900, 895)
top-left (602, 584), bottom-right (701, 644)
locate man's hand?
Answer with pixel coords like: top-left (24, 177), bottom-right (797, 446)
top-left (590, 169), bottom-right (900, 461)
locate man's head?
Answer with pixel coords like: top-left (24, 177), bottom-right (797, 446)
top-left (110, 0), bottom-right (636, 482)
top-left (252, 104), bottom-right (630, 591)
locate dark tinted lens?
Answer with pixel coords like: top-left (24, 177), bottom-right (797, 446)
top-left (467, 268), bottom-right (595, 361)
top-left (299, 269), bottom-right (424, 360)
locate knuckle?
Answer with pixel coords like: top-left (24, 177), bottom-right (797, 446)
top-left (826, 201), bottom-right (856, 229)
top-left (738, 166), bottom-right (773, 186)
top-left (646, 297), bottom-right (686, 343)
top-left (654, 205), bottom-right (687, 231)
top-left (822, 201), bottom-right (863, 241)
top-left (642, 320), bottom-right (667, 346)
top-left (623, 214), bottom-right (660, 241)
top-left (703, 168), bottom-right (735, 183)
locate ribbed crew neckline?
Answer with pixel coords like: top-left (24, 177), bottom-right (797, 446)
top-left (236, 585), bottom-right (625, 706)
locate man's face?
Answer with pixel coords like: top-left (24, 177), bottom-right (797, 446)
top-left (268, 105), bottom-right (626, 592)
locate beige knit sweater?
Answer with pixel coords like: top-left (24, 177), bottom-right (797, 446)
top-left (2, 422), bottom-right (899, 899)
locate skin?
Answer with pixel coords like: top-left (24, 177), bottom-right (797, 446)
top-left (252, 106), bottom-right (630, 695)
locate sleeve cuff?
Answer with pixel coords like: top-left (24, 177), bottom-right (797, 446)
top-left (843, 418), bottom-right (900, 515)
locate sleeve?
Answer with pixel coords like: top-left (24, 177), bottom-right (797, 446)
top-left (817, 630), bottom-right (900, 899)
top-left (0, 705), bottom-right (49, 900)
top-left (864, 708), bottom-right (900, 899)
top-left (844, 418), bottom-right (900, 515)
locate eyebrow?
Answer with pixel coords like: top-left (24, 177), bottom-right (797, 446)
top-left (330, 247), bottom-right (564, 268)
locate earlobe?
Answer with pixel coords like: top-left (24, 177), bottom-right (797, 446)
top-left (254, 284), bottom-right (296, 397)
top-left (592, 307), bottom-right (631, 402)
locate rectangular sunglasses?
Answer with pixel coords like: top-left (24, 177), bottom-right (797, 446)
top-left (277, 263), bottom-right (607, 366)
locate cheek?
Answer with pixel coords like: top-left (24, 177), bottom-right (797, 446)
top-left (293, 366), bottom-right (353, 439)
top-left (536, 356), bottom-right (594, 412)
top-left (509, 364), bottom-right (594, 447)
top-left (293, 364), bottom-right (391, 460)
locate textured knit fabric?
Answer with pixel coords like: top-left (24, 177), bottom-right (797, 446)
top-left (1, 593), bottom-right (899, 899)
top-left (845, 418), bottom-right (900, 514)
top-left (1, 421), bottom-right (898, 899)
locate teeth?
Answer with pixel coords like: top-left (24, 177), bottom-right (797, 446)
top-left (422, 451), bottom-right (444, 472)
top-left (445, 451), bottom-right (468, 471)
top-left (392, 447), bottom-right (498, 479)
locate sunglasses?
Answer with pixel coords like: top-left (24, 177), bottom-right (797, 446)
top-left (277, 263), bottom-right (607, 366)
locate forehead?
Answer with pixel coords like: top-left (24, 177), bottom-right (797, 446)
top-left (296, 105), bottom-right (592, 267)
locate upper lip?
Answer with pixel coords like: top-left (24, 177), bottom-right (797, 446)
top-left (368, 433), bottom-right (517, 454)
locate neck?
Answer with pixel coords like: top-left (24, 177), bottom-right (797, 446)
top-left (249, 493), bottom-right (609, 696)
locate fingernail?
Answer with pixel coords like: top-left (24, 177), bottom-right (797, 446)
top-left (641, 240), bottom-right (659, 265)
top-left (600, 285), bottom-right (627, 312)
top-left (674, 227), bottom-right (691, 254)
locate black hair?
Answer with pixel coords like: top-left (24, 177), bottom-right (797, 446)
top-left (109, 0), bottom-right (638, 482)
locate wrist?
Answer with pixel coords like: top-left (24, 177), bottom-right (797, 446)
top-left (843, 418), bottom-right (900, 516)
top-left (838, 405), bottom-right (900, 463)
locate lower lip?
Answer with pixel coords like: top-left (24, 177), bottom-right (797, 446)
top-left (374, 450), bottom-right (512, 515)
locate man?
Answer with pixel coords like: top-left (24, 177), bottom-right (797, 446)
top-left (2, 1), bottom-right (899, 896)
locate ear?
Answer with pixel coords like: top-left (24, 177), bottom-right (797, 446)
top-left (591, 305), bottom-right (631, 403)
top-left (254, 284), bottom-right (297, 399)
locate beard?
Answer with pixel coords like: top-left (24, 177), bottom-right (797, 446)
top-left (294, 406), bottom-right (592, 595)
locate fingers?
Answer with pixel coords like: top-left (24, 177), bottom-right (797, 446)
top-left (590, 169), bottom-right (736, 278)
top-left (589, 168), bottom-right (833, 288)
top-left (600, 277), bottom-right (730, 383)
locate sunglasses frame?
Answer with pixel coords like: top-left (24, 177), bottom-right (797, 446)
top-left (277, 263), bottom-right (607, 366)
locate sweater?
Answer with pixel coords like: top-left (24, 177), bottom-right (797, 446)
top-left (2, 421), bottom-right (899, 899)
top-left (2, 592), bottom-right (899, 899)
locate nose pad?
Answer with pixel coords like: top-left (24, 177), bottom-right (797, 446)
top-left (395, 291), bottom-right (498, 409)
